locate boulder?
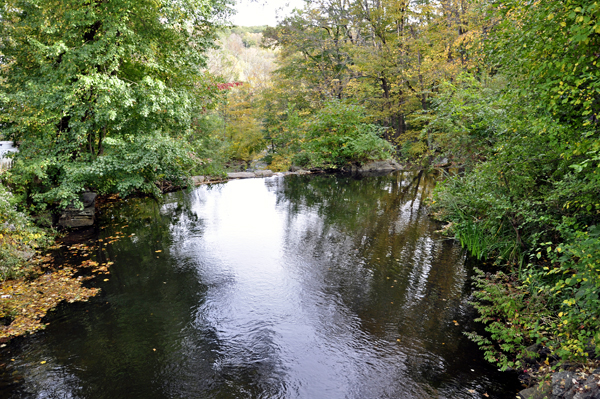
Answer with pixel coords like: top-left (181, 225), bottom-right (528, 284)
top-left (518, 370), bottom-right (600, 399)
top-left (359, 160), bottom-right (403, 172)
top-left (227, 172), bottom-right (256, 179)
top-left (81, 191), bottom-right (97, 208)
top-left (518, 386), bottom-right (551, 399)
top-left (57, 192), bottom-right (96, 228)
top-left (552, 371), bottom-right (577, 397)
top-left (191, 175), bottom-right (205, 185)
top-left (518, 381), bottom-right (552, 399)
top-left (578, 373), bottom-right (600, 398)
top-left (57, 207), bottom-right (95, 228)
top-left (343, 160), bottom-right (404, 175)
top-left (255, 170), bottom-right (274, 177)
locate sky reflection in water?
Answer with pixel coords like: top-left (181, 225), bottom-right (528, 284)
top-left (0, 171), bottom-right (520, 398)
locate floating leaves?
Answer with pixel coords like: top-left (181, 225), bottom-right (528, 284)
top-left (0, 227), bottom-right (126, 340)
top-left (0, 267), bottom-right (100, 340)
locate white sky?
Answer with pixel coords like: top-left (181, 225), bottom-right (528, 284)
top-left (231, 0), bottom-right (306, 27)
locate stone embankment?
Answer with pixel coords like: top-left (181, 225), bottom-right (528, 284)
top-left (341, 159), bottom-right (404, 174)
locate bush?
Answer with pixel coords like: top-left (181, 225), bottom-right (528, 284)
top-left (299, 100), bottom-right (394, 169)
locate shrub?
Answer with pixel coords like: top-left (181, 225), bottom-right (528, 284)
top-left (299, 100), bottom-right (394, 169)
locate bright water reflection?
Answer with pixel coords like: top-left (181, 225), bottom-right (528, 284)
top-left (0, 171), bottom-right (520, 398)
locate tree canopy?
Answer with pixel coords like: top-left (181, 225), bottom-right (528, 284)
top-left (0, 0), bottom-right (231, 209)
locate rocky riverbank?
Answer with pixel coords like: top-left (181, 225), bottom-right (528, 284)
top-left (518, 369), bottom-right (600, 399)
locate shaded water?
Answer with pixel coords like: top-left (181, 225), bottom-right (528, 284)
top-left (0, 171), bottom-right (521, 398)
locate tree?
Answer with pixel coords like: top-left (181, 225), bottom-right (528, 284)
top-left (0, 0), bottom-right (231, 210)
top-left (263, 2), bottom-right (355, 103)
top-left (263, 0), bottom-right (485, 153)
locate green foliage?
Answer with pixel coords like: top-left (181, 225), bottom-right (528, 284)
top-left (262, 0), bottom-right (487, 146)
top-left (489, 0), bottom-right (600, 129)
top-left (5, 133), bottom-right (197, 211)
top-left (188, 113), bottom-right (229, 177)
top-left (263, 103), bottom-right (309, 163)
top-left (429, 0), bottom-right (600, 371)
top-left (295, 101), bottom-right (394, 169)
top-left (0, 0), bottom-right (231, 210)
top-left (0, 183), bottom-right (52, 280)
top-left (432, 105), bottom-right (600, 368)
top-left (461, 225), bottom-right (600, 370)
top-left (539, 226), bottom-right (600, 360)
top-left (465, 269), bottom-right (554, 371)
top-left (418, 74), bottom-right (507, 164)
top-left (221, 86), bottom-right (266, 165)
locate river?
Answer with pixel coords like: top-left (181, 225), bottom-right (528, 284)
top-left (0, 171), bottom-right (521, 398)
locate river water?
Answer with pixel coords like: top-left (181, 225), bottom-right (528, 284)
top-left (0, 171), bottom-right (521, 398)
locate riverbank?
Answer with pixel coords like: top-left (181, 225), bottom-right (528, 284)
top-left (0, 180), bottom-right (121, 342)
top-left (431, 208), bottom-right (600, 397)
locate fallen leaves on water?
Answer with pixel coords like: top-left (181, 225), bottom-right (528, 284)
top-left (0, 267), bottom-right (100, 340)
top-left (0, 218), bottom-right (134, 341)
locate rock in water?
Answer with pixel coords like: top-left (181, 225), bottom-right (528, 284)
top-left (254, 170), bottom-right (274, 177)
top-left (191, 176), bottom-right (205, 185)
top-left (227, 172), bottom-right (256, 179)
top-left (343, 160), bottom-right (404, 175)
top-left (58, 192), bottom-right (97, 228)
top-left (359, 160), bottom-right (403, 172)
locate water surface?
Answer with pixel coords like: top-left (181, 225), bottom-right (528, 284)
top-left (0, 171), bottom-right (520, 398)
